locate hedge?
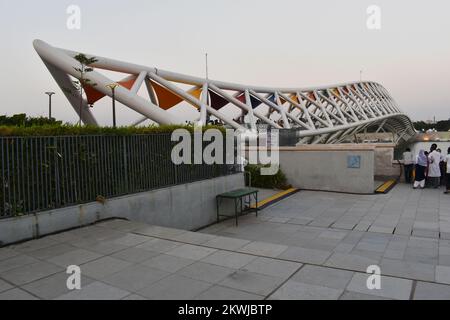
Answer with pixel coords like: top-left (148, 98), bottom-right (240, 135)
top-left (0, 124), bottom-right (226, 137)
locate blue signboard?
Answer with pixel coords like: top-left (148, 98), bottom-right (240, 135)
top-left (347, 155), bottom-right (361, 169)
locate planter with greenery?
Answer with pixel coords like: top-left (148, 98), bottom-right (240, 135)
top-left (245, 164), bottom-right (291, 190)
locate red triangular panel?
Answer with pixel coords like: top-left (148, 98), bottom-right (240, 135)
top-left (84, 85), bottom-right (105, 105)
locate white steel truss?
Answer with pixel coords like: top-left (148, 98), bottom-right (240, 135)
top-left (34, 40), bottom-right (416, 144)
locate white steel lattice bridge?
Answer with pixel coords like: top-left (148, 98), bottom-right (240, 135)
top-left (34, 40), bottom-right (416, 144)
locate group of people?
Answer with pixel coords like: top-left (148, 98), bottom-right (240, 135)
top-left (403, 144), bottom-right (450, 193)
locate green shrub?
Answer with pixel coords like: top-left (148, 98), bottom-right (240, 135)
top-left (0, 123), bottom-right (225, 137)
top-left (0, 114), bottom-right (63, 127)
top-left (245, 164), bottom-right (290, 189)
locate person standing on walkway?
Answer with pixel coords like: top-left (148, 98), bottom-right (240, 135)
top-left (438, 148), bottom-right (446, 186)
top-left (414, 149), bottom-right (428, 189)
top-left (428, 144), bottom-right (441, 188)
top-left (445, 147), bottom-right (450, 194)
top-left (402, 148), bottom-right (414, 184)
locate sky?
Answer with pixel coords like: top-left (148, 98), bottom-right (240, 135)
top-left (0, 0), bottom-right (449, 125)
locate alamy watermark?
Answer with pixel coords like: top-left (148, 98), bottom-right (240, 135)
top-left (67, 5), bottom-right (81, 30)
top-left (366, 265), bottom-right (381, 290)
top-left (171, 128), bottom-right (280, 176)
top-left (366, 5), bottom-right (381, 30)
top-left (66, 265), bottom-right (81, 290)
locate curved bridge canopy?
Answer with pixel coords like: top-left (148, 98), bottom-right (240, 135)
top-left (34, 39), bottom-right (416, 144)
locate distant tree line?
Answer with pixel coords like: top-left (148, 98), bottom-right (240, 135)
top-left (413, 120), bottom-right (450, 132)
top-left (0, 114), bottom-right (63, 127)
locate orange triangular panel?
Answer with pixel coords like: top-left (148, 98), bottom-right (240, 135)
top-left (84, 85), bottom-right (105, 105)
top-left (290, 94), bottom-right (299, 104)
top-left (118, 77), bottom-right (137, 90)
top-left (150, 81), bottom-right (184, 110)
top-left (188, 87), bottom-right (202, 100)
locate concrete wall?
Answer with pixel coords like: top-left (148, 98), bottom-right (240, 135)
top-left (278, 145), bottom-right (375, 194)
top-left (0, 173), bottom-right (244, 246)
top-left (373, 144), bottom-right (401, 179)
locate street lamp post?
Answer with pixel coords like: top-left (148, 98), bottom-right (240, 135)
top-left (45, 92), bottom-right (55, 119)
top-left (106, 83), bottom-right (119, 128)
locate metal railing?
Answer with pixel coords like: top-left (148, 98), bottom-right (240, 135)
top-left (0, 134), bottom-right (240, 218)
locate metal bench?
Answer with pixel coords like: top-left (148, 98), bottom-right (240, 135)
top-left (216, 188), bottom-right (259, 226)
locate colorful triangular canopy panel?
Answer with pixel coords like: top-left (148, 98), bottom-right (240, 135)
top-left (208, 90), bottom-right (229, 110)
top-left (84, 76), bottom-right (138, 105)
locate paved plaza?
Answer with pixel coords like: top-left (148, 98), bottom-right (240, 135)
top-left (1, 183), bottom-right (450, 300)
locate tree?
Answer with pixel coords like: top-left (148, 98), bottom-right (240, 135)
top-left (72, 53), bottom-right (98, 126)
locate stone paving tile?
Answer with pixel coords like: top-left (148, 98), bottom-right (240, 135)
top-left (0, 255), bottom-right (40, 273)
top-left (111, 247), bottom-right (160, 263)
top-left (165, 244), bottom-right (217, 261)
top-left (346, 273), bottom-right (413, 300)
top-left (26, 244), bottom-right (78, 260)
top-left (122, 294), bottom-right (148, 300)
top-left (0, 279), bottom-right (14, 293)
top-left (137, 274), bottom-right (212, 300)
top-left (135, 238), bottom-right (182, 253)
top-left (413, 281), bottom-right (450, 300)
top-left (102, 265), bottom-right (170, 292)
top-left (278, 246), bottom-right (331, 265)
top-left (0, 261), bottom-right (63, 286)
top-left (46, 231), bottom-right (81, 243)
top-left (112, 234), bottom-right (150, 247)
top-left (79, 256), bottom-right (132, 280)
top-left (22, 272), bottom-right (95, 299)
top-left (0, 248), bottom-right (21, 261)
top-left (201, 251), bottom-right (256, 269)
top-left (141, 254), bottom-right (196, 273)
top-left (339, 291), bottom-right (391, 300)
top-left (367, 226), bottom-right (395, 234)
top-left (0, 288), bottom-right (39, 300)
top-left (171, 231), bottom-right (217, 245)
top-left (241, 257), bottom-right (301, 279)
top-left (291, 265), bottom-right (354, 290)
top-left (97, 220), bottom-right (146, 233)
top-left (47, 249), bottom-right (102, 268)
top-left (438, 255), bottom-right (450, 266)
top-left (349, 249), bottom-right (384, 261)
top-left (203, 236), bottom-right (250, 251)
top-left (195, 285), bottom-right (264, 300)
top-left (324, 252), bottom-right (380, 272)
top-left (55, 281), bottom-right (130, 300)
top-left (10, 237), bottom-right (59, 253)
top-left (286, 217), bottom-right (314, 226)
top-left (134, 225), bottom-right (187, 238)
top-left (435, 265), bottom-right (450, 284)
top-left (238, 241), bottom-right (288, 258)
top-left (268, 280), bottom-right (343, 300)
top-left (379, 258), bottom-right (435, 282)
top-left (79, 241), bottom-right (129, 255)
top-left (178, 262), bottom-right (235, 284)
top-left (219, 270), bottom-right (285, 296)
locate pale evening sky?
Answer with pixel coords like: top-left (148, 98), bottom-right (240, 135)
top-left (0, 0), bottom-right (449, 125)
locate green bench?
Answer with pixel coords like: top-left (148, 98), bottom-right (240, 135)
top-left (216, 188), bottom-right (259, 226)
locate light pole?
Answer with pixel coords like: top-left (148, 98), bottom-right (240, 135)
top-left (106, 83), bottom-right (119, 128)
top-left (45, 92), bottom-right (55, 119)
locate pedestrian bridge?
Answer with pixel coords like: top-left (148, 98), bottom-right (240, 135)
top-left (34, 39), bottom-right (416, 144)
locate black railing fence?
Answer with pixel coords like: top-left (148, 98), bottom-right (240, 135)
top-left (0, 134), bottom-right (240, 218)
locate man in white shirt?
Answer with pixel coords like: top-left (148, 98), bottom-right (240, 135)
top-left (445, 147), bottom-right (450, 194)
top-left (428, 144), bottom-right (441, 188)
top-left (402, 148), bottom-right (414, 183)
